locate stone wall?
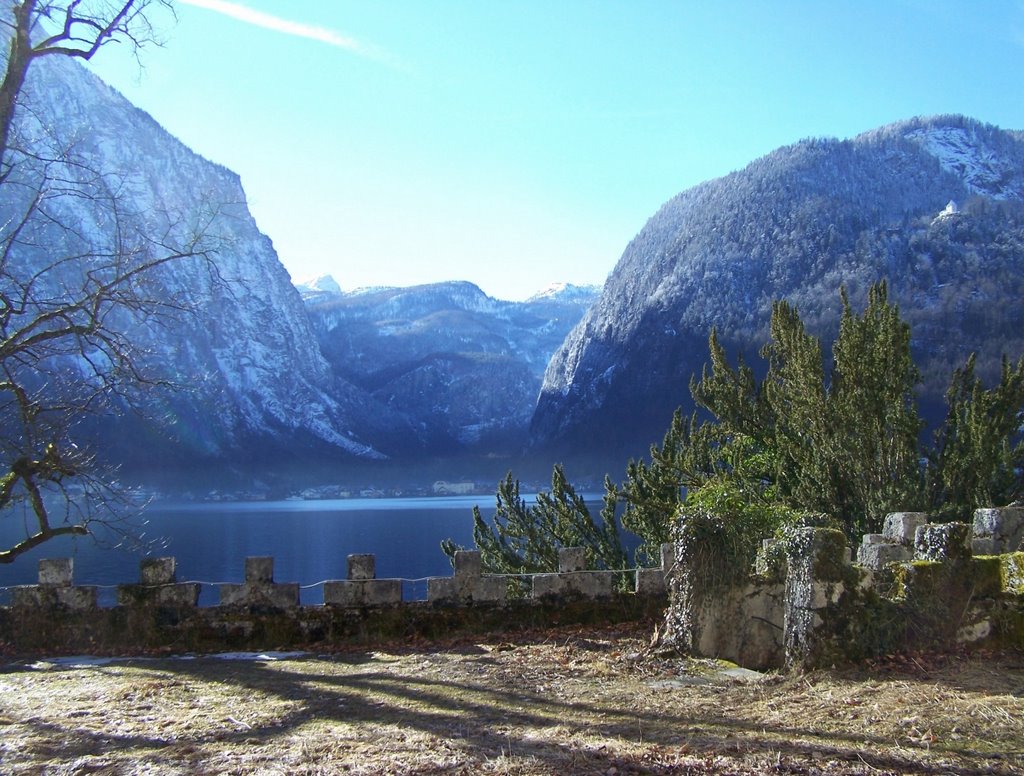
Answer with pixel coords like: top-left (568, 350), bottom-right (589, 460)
top-left (664, 506), bottom-right (1024, 670)
top-left (0, 549), bottom-right (667, 655)
top-left (6, 506), bottom-right (1022, 665)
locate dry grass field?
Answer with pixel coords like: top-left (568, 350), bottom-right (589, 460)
top-left (1, 622), bottom-right (1021, 775)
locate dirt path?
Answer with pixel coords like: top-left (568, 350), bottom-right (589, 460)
top-left (1, 623), bottom-right (1021, 774)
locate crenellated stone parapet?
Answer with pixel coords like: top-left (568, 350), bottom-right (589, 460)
top-left (220, 557), bottom-right (300, 608)
top-left (12, 558), bottom-right (97, 611)
top-left (324, 554), bottom-right (402, 607)
top-left (117, 557), bottom-right (200, 608)
top-left (532, 547), bottom-right (617, 600)
top-left (0, 545), bottom-right (673, 654)
top-left (427, 550), bottom-right (508, 604)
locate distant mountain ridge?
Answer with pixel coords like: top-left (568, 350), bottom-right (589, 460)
top-left (303, 280), bottom-right (599, 454)
top-left (532, 115), bottom-right (1024, 469)
top-left (5, 45), bottom-right (603, 480)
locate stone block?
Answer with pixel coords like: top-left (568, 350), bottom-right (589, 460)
top-left (426, 567), bottom-right (506, 605)
top-left (453, 550), bottom-right (482, 578)
top-left (558, 547), bottom-right (586, 573)
top-left (117, 582), bottom-right (200, 608)
top-left (324, 579), bottom-right (402, 607)
top-left (635, 567), bottom-right (665, 595)
top-left (532, 573), bottom-right (561, 598)
top-left (973, 507), bottom-right (1024, 554)
top-left (39, 558), bottom-right (73, 586)
top-left (219, 581), bottom-right (300, 608)
top-left (914, 522), bottom-right (972, 562)
top-left (533, 570), bottom-right (614, 600)
top-left (347, 554), bottom-right (376, 580)
top-left (861, 534), bottom-right (886, 546)
top-left (364, 579), bottom-right (403, 605)
top-left (883, 513), bottom-right (929, 545)
top-left (857, 541), bottom-right (913, 570)
top-left (972, 537), bottom-right (999, 556)
top-left (427, 576), bottom-right (456, 603)
top-left (245, 556), bottom-right (275, 583)
top-left (13, 585), bottom-right (97, 610)
top-left (140, 557), bottom-right (176, 585)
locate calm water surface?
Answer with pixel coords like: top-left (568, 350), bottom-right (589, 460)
top-left (0, 496), bottom-right (495, 605)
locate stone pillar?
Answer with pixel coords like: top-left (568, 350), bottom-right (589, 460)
top-left (784, 528), bottom-right (851, 670)
top-left (427, 550), bottom-right (506, 604)
top-left (635, 543), bottom-right (673, 595)
top-left (533, 548), bottom-right (615, 600)
top-left (12, 558), bottom-right (97, 610)
top-left (897, 523), bottom-right (987, 648)
top-left (324, 554), bottom-right (402, 607)
top-left (220, 556), bottom-right (299, 608)
top-left (117, 557), bottom-right (200, 608)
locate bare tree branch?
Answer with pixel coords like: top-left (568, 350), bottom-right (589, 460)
top-left (0, 0), bottom-right (228, 563)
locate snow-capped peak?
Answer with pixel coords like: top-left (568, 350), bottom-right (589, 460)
top-left (527, 282), bottom-right (602, 303)
top-left (294, 274), bottom-right (342, 299)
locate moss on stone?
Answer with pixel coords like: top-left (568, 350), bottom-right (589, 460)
top-left (999, 552), bottom-right (1024, 595)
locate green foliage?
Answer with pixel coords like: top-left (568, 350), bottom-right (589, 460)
top-left (449, 281), bottom-right (1024, 583)
top-left (926, 354), bottom-right (1024, 519)
top-left (624, 280), bottom-right (1023, 553)
top-left (617, 410), bottom-right (721, 565)
top-left (675, 442), bottom-right (803, 585)
top-left (757, 283), bottom-right (925, 536)
top-left (441, 465), bottom-right (627, 577)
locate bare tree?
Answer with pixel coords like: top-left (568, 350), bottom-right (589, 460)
top-left (0, 0), bottom-right (220, 563)
top-left (0, 1), bottom-right (172, 157)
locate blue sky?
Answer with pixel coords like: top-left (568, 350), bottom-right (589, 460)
top-left (87, 1), bottom-right (1024, 300)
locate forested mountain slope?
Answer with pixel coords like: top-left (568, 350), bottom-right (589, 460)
top-left (532, 116), bottom-right (1024, 467)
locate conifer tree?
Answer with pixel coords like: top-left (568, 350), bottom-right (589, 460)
top-left (442, 464), bottom-right (626, 575)
top-left (927, 354), bottom-right (1024, 518)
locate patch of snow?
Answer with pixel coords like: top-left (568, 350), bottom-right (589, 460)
top-left (209, 651), bottom-right (308, 661)
top-left (906, 126), bottom-right (1021, 199)
top-left (29, 656), bottom-right (120, 669)
top-left (294, 274), bottom-right (342, 299)
top-left (25, 651), bottom-right (309, 669)
top-left (527, 282), bottom-right (602, 303)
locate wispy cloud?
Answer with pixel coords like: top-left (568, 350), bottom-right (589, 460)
top-left (178, 0), bottom-right (384, 60)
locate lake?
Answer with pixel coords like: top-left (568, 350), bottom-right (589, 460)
top-left (0, 496), bottom-right (497, 606)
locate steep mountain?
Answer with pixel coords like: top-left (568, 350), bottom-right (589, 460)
top-left (532, 116), bottom-right (1024, 468)
top-left (305, 281), bottom-right (599, 454)
top-left (6, 54), bottom-right (414, 475)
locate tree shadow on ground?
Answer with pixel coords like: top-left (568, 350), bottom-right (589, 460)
top-left (7, 647), bottom-right (1017, 775)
